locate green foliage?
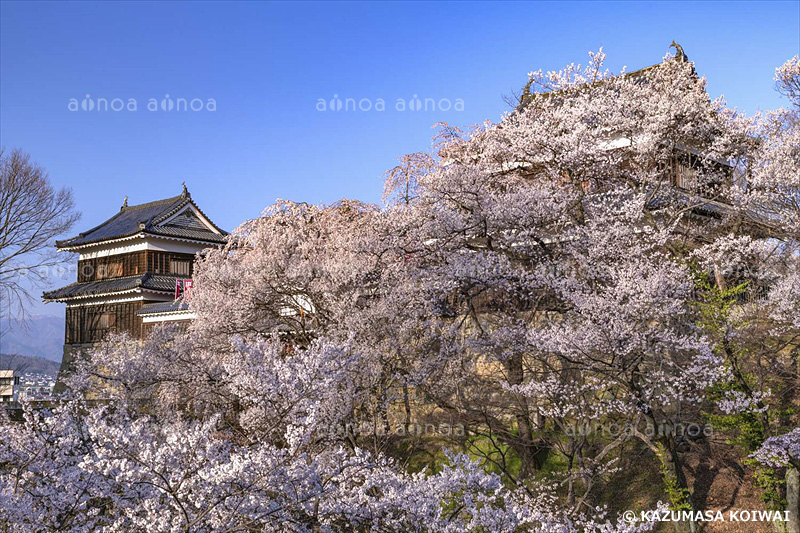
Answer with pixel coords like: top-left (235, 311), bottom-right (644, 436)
top-left (691, 264), bottom-right (765, 447)
top-left (656, 443), bottom-right (692, 511)
top-left (534, 449), bottom-right (570, 479)
top-left (706, 381), bottom-right (765, 451)
top-left (689, 262), bottom-right (750, 344)
top-left (690, 263), bottom-right (791, 512)
top-left (745, 459), bottom-right (787, 511)
top-left (464, 434), bottom-right (523, 482)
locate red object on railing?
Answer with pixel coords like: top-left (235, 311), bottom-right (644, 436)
top-left (175, 279), bottom-right (194, 300)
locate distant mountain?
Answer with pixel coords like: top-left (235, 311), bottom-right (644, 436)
top-left (0, 315), bottom-right (64, 363)
top-left (0, 353), bottom-right (60, 376)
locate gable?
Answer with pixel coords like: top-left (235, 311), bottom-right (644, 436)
top-left (155, 203), bottom-right (224, 236)
top-left (160, 208), bottom-right (211, 232)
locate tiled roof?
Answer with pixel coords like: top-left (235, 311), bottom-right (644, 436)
top-left (146, 225), bottom-right (227, 243)
top-left (138, 300), bottom-right (191, 315)
top-left (43, 273), bottom-right (182, 302)
top-left (56, 189), bottom-right (227, 248)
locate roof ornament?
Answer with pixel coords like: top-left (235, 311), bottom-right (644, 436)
top-left (121, 196), bottom-right (128, 210)
top-left (181, 181), bottom-right (190, 198)
top-left (670, 40), bottom-right (688, 62)
top-left (519, 76), bottom-right (534, 106)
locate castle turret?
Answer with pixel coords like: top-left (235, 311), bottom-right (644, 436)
top-left (43, 186), bottom-right (227, 386)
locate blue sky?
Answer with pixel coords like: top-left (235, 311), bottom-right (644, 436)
top-left (1, 0), bottom-right (798, 317)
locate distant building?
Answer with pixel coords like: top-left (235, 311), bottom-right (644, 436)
top-left (43, 185), bottom-right (227, 384)
top-left (0, 370), bottom-right (19, 403)
top-left (17, 373), bottom-right (57, 401)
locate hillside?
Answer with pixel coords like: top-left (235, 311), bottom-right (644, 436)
top-left (0, 353), bottom-right (60, 376)
top-left (0, 316), bottom-right (63, 363)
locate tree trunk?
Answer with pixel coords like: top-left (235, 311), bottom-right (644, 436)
top-left (656, 438), bottom-right (697, 533)
top-left (402, 383), bottom-right (412, 428)
top-left (786, 465), bottom-right (799, 533)
top-left (713, 263), bottom-right (727, 291)
top-left (505, 353), bottom-right (546, 478)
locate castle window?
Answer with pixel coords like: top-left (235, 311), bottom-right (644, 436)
top-left (170, 259), bottom-right (191, 276)
top-left (98, 311), bottom-right (116, 329)
top-left (674, 159), bottom-right (698, 191)
top-left (96, 260), bottom-right (123, 279)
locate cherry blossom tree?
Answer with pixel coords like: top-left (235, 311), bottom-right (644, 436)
top-left (370, 52), bottom-right (733, 523)
top-left (361, 50), bottom-right (796, 531)
top-left (697, 55), bottom-right (800, 530)
top-left (2, 50), bottom-right (798, 532)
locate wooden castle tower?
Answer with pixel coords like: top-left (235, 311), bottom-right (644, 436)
top-left (43, 185), bottom-right (227, 381)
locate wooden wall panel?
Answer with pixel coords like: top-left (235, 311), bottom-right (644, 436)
top-left (146, 251), bottom-right (194, 276)
top-left (78, 252), bottom-right (148, 282)
top-left (65, 301), bottom-right (144, 344)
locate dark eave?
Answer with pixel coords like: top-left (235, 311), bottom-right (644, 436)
top-left (43, 273), bottom-right (183, 302)
top-left (138, 300), bottom-right (191, 316)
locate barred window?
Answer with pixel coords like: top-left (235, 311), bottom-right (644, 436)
top-left (98, 312), bottom-right (116, 329)
top-left (96, 260), bottom-right (123, 279)
top-left (170, 259), bottom-right (191, 276)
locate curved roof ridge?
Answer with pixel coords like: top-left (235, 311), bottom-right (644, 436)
top-left (56, 190), bottom-right (226, 248)
top-left (125, 194), bottom-right (184, 211)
